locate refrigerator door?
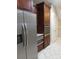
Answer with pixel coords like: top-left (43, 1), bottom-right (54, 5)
top-left (23, 11), bottom-right (37, 59)
top-left (17, 9), bottom-right (24, 35)
top-left (17, 9), bottom-right (26, 59)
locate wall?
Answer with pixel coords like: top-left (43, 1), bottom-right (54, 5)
top-left (33, 0), bottom-right (44, 5)
top-left (50, 5), bottom-right (57, 43)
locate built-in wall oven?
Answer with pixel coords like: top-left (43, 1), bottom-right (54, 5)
top-left (17, 9), bottom-right (37, 59)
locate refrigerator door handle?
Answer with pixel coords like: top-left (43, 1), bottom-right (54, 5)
top-left (22, 24), bottom-right (27, 46)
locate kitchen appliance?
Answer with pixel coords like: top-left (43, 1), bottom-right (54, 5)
top-left (17, 9), bottom-right (37, 59)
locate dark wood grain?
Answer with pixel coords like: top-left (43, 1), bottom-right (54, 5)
top-left (37, 42), bottom-right (44, 52)
top-left (36, 2), bottom-right (51, 51)
top-left (44, 35), bottom-right (50, 48)
top-left (36, 3), bottom-right (44, 33)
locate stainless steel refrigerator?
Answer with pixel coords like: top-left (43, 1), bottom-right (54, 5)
top-left (17, 9), bottom-right (37, 59)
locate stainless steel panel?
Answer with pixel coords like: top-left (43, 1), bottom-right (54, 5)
top-left (17, 9), bottom-right (37, 59)
top-left (24, 11), bottom-right (37, 59)
top-left (17, 9), bottom-right (26, 59)
top-left (17, 9), bottom-right (24, 35)
top-left (17, 43), bottom-right (26, 59)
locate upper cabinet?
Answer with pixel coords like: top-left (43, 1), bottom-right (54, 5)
top-left (36, 2), bottom-right (51, 34)
top-left (17, 0), bottom-right (32, 11)
top-left (17, 0), bottom-right (36, 13)
top-left (44, 4), bottom-right (50, 26)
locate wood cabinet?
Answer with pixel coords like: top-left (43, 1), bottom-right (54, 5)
top-left (44, 35), bottom-right (50, 48)
top-left (36, 2), bottom-right (51, 51)
top-left (17, 0), bottom-right (31, 10)
top-left (37, 3), bottom-right (44, 33)
top-left (37, 42), bottom-right (44, 52)
top-left (17, 0), bottom-right (36, 13)
top-left (17, 0), bottom-right (20, 8)
top-left (44, 5), bottom-right (50, 26)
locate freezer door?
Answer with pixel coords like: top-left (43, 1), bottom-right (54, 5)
top-left (17, 9), bottom-right (26, 59)
top-left (17, 9), bottom-right (24, 35)
top-left (23, 11), bottom-right (37, 59)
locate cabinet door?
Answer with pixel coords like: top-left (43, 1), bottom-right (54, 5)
top-left (21, 0), bottom-right (32, 10)
top-left (17, 0), bottom-right (32, 11)
top-left (17, 0), bottom-right (23, 9)
top-left (37, 4), bottom-right (44, 33)
top-left (44, 5), bottom-right (50, 26)
top-left (17, 0), bottom-right (20, 8)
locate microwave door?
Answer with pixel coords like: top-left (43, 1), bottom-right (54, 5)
top-left (24, 11), bottom-right (37, 59)
top-left (17, 9), bottom-right (26, 59)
